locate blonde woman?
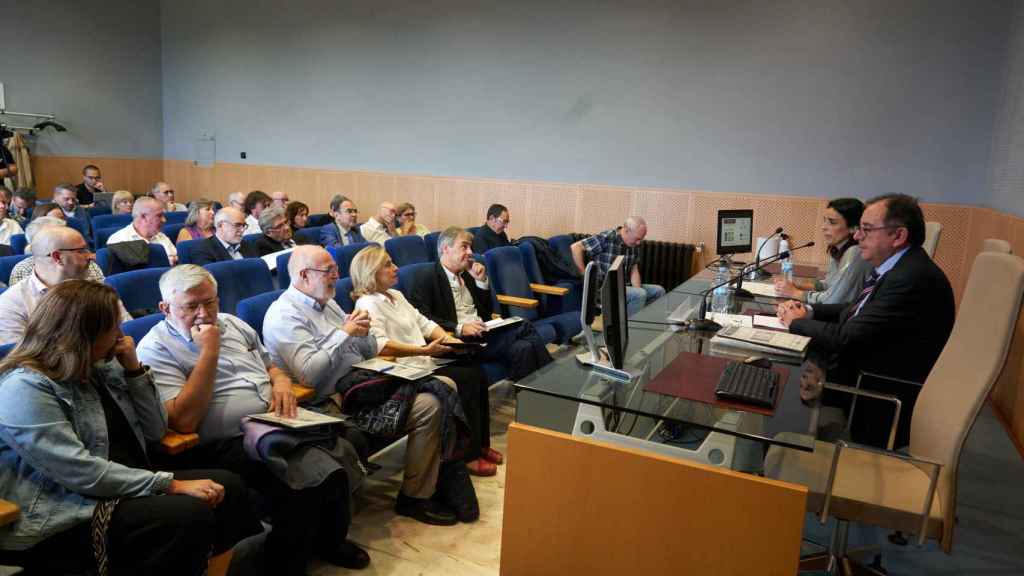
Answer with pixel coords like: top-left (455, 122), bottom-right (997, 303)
top-left (177, 199), bottom-right (216, 243)
top-left (111, 190), bottom-right (135, 215)
top-left (350, 245), bottom-right (500, 476)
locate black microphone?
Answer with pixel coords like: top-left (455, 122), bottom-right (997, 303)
top-left (688, 241), bottom-right (816, 332)
top-left (748, 227), bottom-right (784, 281)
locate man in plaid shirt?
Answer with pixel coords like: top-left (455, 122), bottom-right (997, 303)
top-left (570, 217), bottom-right (665, 316)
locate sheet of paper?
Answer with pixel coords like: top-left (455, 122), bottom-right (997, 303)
top-left (261, 247), bottom-right (296, 271)
top-left (485, 316), bottom-right (523, 330)
top-left (752, 315), bottom-right (787, 331)
top-left (248, 407), bottom-right (345, 429)
top-left (705, 312), bottom-right (753, 328)
top-left (737, 281), bottom-right (779, 298)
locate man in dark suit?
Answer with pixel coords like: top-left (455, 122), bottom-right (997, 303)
top-left (251, 206), bottom-right (311, 256)
top-left (407, 226), bottom-right (553, 381)
top-left (190, 207), bottom-right (259, 266)
top-left (471, 203), bottom-right (511, 255)
top-left (53, 183), bottom-right (94, 243)
top-left (777, 194), bottom-right (955, 447)
top-left (320, 194), bottom-right (367, 247)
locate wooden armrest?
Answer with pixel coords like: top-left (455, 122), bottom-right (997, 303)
top-left (292, 384), bottom-right (315, 403)
top-left (0, 499), bottom-right (19, 526)
top-left (496, 294), bottom-right (539, 309)
top-left (530, 283), bottom-right (569, 296)
top-left (159, 430), bottom-right (200, 455)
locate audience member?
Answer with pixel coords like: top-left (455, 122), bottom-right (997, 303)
top-left (0, 280), bottom-right (260, 576)
top-left (137, 265), bottom-right (371, 574)
top-left (350, 245), bottom-right (499, 477)
top-left (777, 194), bottom-right (955, 448)
top-left (271, 190), bottom-right (289, 209)
top-left (29, 202), bottom-right (63, 223)
top-left (189, 207), bottom-right (259, 266)
top-left (177, 199), bottom-right (216, 243)
top-left (0, 227), bottom-right (130, 344)
top-left (251, 206), bottom-right (301, 256)
top-left (107, 196), bottom-right (178, 265)
top-left (10, 218), bottom-right (106, 284)
top-left (227, 191), bottom-right (245, 212)
top-left (359, 201), bottom-right (397, 244)
top-left (774, 198), bottom-right (872, 305)
top-left (408, 227), bottom-right (553, 381)
top-left (471, 204), bottom-right (511, 254)
top-left (53, 182), bottom-right (94, 242)
top-left (321, 194), bottom-right (366, 247)
top-left (9, 187), bottom-right (36, 224)
top-left (395, 202), bottom-right (429, 237)
top-left (571, 216), bottom-right (665, 316)
top-left (75, 163), bottom-right (104, 206)
top-left (286, 201), bottom-right (309, 234)
top-left (112, 190), bottom-right (135, 215)
top-left (0, 195), bottom-right (24, 246)
top-left (151, 182), bottom-right (187, 212)
top-left (263, 245), bottom-right (477, 524)
top-left (243, 190), bottom-right (271, 235)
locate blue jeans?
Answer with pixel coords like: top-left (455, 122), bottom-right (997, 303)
top-left (625, 283), bottom-right (666, 317)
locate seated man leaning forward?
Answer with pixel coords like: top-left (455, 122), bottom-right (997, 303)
top-left (107, 196), bottom-right (179, 265)
top-left (407, 226), bottom-right (553, 381)
top-left (135, 265), bottom-right (371, 575)
top-left (571, 216), bottom-right (665, 317)
top-left (262, 245), bottom-right (478, 525)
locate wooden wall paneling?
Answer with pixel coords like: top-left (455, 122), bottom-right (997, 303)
top-left (690, 193), bottom-right (754, 260)
top-left (921, 203), bottom-right (973, 303)
top-left (500, 423), bottom-right (807, 576)
top-left (33, 156), bottom-right (163, 199)
top-left (524, 183), bottom-right (579, 239)
top-left (276, 167), bottom-right (319, 210)
top-left (436, 177), bottom-right (484, 229)
top-left (751, 196), bottom-right (826, 266)
top-left (642, 189), bottom-right (692, 245)
top-left (576, 185), bottom-right (635, 234)
top-left (163, 160), bottom-right (191, 200)
top-left (397, 176), bottom-right (439, 232)
top-left (355, 172), bottom-right (397, 214)
top-left (316, 170), bottom-right (357, 215)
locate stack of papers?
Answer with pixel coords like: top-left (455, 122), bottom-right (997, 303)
top-left (249, 407), bottom-right (345, 429)
top-left (484, 316), bottom-right (523, 331)
top-left (735, 281), bottom-right (780, 298)
top-left (353, 357), bottom-right (434, 380)
top-left (710, 325), bottom-right (810, 358)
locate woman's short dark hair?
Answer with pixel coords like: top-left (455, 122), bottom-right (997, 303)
top-left (286, 201), bottom-right (309, 227)
top-left (244, 190), bottom-right (271, 215)
top-left (866, 193), bottom-right (925, 246)
top-left (826, 198), bottom-right (864, 229)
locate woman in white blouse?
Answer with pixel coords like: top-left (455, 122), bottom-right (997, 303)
top-left (0, 195), bottom-right (24, 246)
top-left (350, 245), bottom-right (501, 477)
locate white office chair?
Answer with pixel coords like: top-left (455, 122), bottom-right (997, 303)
top-left (922, 221), bottom-right (942, 258)
top-left (982, 238), bottom-right (1012, 254)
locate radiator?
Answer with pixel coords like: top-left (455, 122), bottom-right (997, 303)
top-left (570, 233), bottom-right (695, 291)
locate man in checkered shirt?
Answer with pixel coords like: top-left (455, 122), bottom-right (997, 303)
top-left (570, 217), bottom-right (665, 316)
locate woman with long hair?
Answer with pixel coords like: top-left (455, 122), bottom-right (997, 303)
top-left (177, 199), bottom-right (216, 242)
top-left (0, 281), bottom-right (260, 575)
top-left (286, 201), bottom-right (310, 234)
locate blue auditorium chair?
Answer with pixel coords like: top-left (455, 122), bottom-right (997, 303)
top-left (484, 246), bottom-right (581, 344)
top-left (162, 223), bottom-right (187, 243)
top-left (548, 234), bottom-right (575, 263)
top-left (466, 226), bottom-right (481, 237)
top-left (294, 225), bottom-right (323, 246)
top-left (92, 214), bottom-right (133, 231)
top-left (87, 205), bottom-right (110, 219)
top-left (277, 251), bottom-right (294, 289)
top-left (328, 242), bottom-right (370, 279)
top-left (0, 254), bottom-right (30, 285)
top-left (105, 267), bottom-right (171, 316)
top-left (163, 211), bottom-right (188, 224)
top-left (203, 259), bottom-right (275, 315)
top-left (424, 231), bottom-right (440, 262)
top-left (94, 226), bottom-right (124, 250)
top-left (123, 313), bottom-right (165, 343)
top-left (518, 241), bottom-right (582, 315)
top-left (333, 277), bottom-right (356, 312)
top-left (306, 213), bottom-right (332, 228)
top-left (242, 233), bottom-right (262, 244)
top-left (10, 234), bottom-right (27, 255)
top-left (385, 235), bottom-right (429, 267)
top-left (95, 244), bottom-right (171, 275)
top-left (236, 289), bottom-right (285, 341)
top-left (176, 238), bottom-right (203, 264)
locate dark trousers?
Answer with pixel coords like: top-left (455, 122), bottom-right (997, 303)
top-left (154, 436), bottom-right (351, 576)
top-left (5, 469), bottom-right (259, 576)
top-left (478, 321), bottom-right (553, 381)
top-left (436, 363), bottom-right (490, 461)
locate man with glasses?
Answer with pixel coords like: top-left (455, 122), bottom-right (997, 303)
top-left (150, 181), bottom-right (187, 212)
top-left (75, 164), bottom-right (104, 207)
top-left (271, 190), bottom-right (290, 209)
top-left (252, 206), bottom-right (305, 256)
top-left (190, 207), bottom-right (259, 266)
top-left (0, 227), bottom-right (131, 344)
top-left (321, 194), bottom-right (366, 247)
top-left (472, 204), bottom-right (512, 254)
top-left (137, 265), bottom-right (371, 573)
top-left (107, 196), bottom-right (179, 265)
top-left (777, 194), bottom-right (954, 448)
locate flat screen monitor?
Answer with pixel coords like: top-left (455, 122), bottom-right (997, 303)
top-left (716, 209), bottom-right (754, 256)
top-left (601, 255), bottom-right (629, 369)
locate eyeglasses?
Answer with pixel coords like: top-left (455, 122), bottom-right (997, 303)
top-left (303, 266), bottom-right (340, 278)
top-left (344, 208), bottom-right (359, 215)
top-left (222, 221), bottom-right (247, 230)
top-left (268, 221), bottom-right (289, 231)
top-left (172, 297), bottom-right (219, 314)
top-left (401, 212), bottom-right (416, 218)
top-left (857, 223), bottom-right (901, 235)
top-left (57, 246), bottom-right (91, 255)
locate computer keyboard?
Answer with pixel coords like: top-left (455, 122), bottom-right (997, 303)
top-left (715, 361), bottom-right (779, 408)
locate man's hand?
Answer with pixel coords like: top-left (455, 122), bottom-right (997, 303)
top-left (342, 309), bottom-right (370, 337)
top-left (468, 261), bottom-right (487, 283)
top-left (190, 323), bottom-right (221, 351)
top-left (113, 335), bottom-right (142, 372)
top-left (776, 300), bottom-right (809, 327)
top-left (399, 220), bottom-right (416, 235)
top-left (269, 380), bottom-right (298, 418)
top-left (773, 278), bottom-right (804, 300)
top-left (460, 320), bottom-right (487, 338)
top-left (422, 336), bottom-right (453, 356)
top-left (168, 478), bottom-right (224, 507)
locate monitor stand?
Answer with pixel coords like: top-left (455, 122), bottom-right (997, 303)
top-left (575, 325), bottom-right (633, 383)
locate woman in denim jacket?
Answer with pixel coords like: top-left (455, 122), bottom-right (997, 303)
top-left (0, 281), bottom-right (260, 576)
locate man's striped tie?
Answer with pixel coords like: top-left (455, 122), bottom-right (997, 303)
top-left (846, 270), bottom-right (880, 320)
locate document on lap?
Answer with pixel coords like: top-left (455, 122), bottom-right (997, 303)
top-left (248, 407), bottom-right (346, 429)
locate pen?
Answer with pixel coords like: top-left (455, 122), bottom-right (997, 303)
top-left (379, 365), bottom-right (394, 373)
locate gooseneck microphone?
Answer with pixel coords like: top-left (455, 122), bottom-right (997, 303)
top-left (749, 227), bottom-right (784, 281)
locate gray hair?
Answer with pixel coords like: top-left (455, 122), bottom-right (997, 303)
top-left (53, 182), bottom-right (76, 197)
top-left (150, 181), bottom-right (169, 196)
top-left (437, 226), bottom-right (473, 259)
top-left (24, 216), bottom-right (67, 243)
top-left (214, 206), bottom-right (245, 226)
top-left (624, 216), bottom-right (647, 232)
top-left (159, 264), bottom-right (218, 302)
top-left (184, 198), bottom-right (215, 228)
top-left (329, 194), bottom-right (353, 212)
top-left (228, 191), bottom-right (245, 205)
top-left (258, 205), bottom-right (286, 232)
top-left (132, 196), bottom-right (161, 218)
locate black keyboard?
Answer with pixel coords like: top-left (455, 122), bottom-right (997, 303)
top-left (715, 361), bottom-right (779, 408)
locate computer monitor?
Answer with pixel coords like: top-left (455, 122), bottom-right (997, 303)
top-left (601, 255), bottom-right (629, 369)
top-left (716, 209), bottom-right (754, 256)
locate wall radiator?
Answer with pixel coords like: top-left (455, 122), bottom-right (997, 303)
top-left (570, 233), bottom-right (695, 291)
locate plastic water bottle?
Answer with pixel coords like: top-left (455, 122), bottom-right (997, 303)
top-left (779, 238), bottom-right (794, 283)
top-left (711, 261), bottom-right (730, 313)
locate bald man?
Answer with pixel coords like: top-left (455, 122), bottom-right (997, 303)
top-left (107, 196), bottom-right (179, 265)
top-left (0, 227), bottom-right (131, 344)
top-left (571, 216), bottom-right (665, 316)
top-left (189, 207), bottom-right (259, 266)
top-left (359, 201), bottom-right (397, 244)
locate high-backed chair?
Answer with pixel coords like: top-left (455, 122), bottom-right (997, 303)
top-left (242, 232), bottom-right (262, 244)
top-left (484, 246), bottom-right (579, 343)
top-left (923, 221), bottom-right (942, 258)
top-left (333, 277), bottom-right (356, 312)
top-left (982, 238), bottom-right (1012, 254)
top-left (276, 251), bottom-right (294, 289)
top-left (175, 238), bottom-right (203, 264)
top-left (306, 213), bottom-right (332, 228)
top-left (385, 235), bottom-right (429, 267)
top-left (162, 223), bottom-right (187, 243)
top-left (94, 226), bottom-right (124, 250)
top-left (395, 262), bottom-right (431, 299)
top-left (122, 312), bottom-right (164, 343)
top-left (548, 234), bottom-right (575, 263)
top-left (92, 213), bottom-right (133, 231)
top-left (236, 289), bottom-right (285, 341)
top-left (203, 259), bottom-right (275, 315)
top-left (0, 255), bottom-right (29, 285)
top-left (105, 267), bottom-right (171, 317)
top-left (765, 252), bottom-right (1024, 570)
top-left (424, 231), bottom-right (441, 262)
top-left (294, 225), bottom-right (323, 246)
top-left (95, 244), bottom-right (171, 275)
top-left (518, 241), bottom-right (582, 315)
top-left (10, 234), bottom-right (27, 256)
top-left (329, 242), bottom-right (370, 279)
top-left (163, 211), bottom-right (188, 224)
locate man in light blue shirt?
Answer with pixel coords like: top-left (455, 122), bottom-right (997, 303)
top-left (263, 245), bottom-right (463, 526)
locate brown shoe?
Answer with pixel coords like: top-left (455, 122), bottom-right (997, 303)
top-left (482, 447), bottom-right (504, 465)
top-left (466, 458), bottom-right (497, 477)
